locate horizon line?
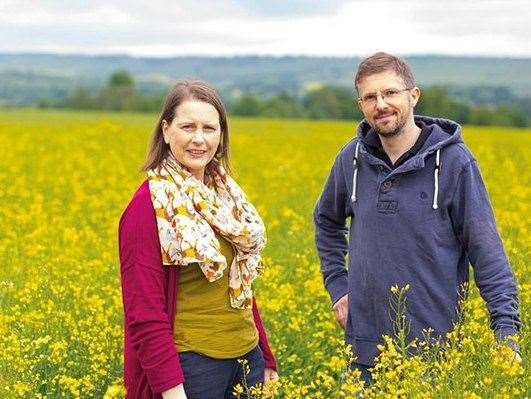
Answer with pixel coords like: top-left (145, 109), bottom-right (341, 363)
top-left (1, 50), bottom-right (530, 60)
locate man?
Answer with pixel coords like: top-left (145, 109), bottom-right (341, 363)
top-left (313, 52), bottom-right (521, 383)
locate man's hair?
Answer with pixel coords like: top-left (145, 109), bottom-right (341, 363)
top-left (354, 52), bottom-right (415, 92)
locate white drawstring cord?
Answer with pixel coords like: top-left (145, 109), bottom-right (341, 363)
top-left (351, 142), bottom-right (360, 203)
top-left (432, 148), bottom-right (441, 209)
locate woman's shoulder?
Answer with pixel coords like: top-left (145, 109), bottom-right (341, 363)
top-left (119, 180), bottom-right (155, 229)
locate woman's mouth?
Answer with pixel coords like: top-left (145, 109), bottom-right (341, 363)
top-left (187, 149), bottom-right (207, 158)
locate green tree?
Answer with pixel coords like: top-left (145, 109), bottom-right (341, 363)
top-left (469, 106), bottom-right (527, 127)
top-left (64, 87), bottom-right (94, 109)
top-left (262, 92), bottom-right (307, 118)
top-left (416, 86), bottom-right (470, 124)
top-left (98, 70), bottom-right (136, 111)
top-left (108, 70), bottom-right (135, 89)
top-left (303, 86), bottom-right (361, 120)
top-left (232, 94), bottom-right (263, 116)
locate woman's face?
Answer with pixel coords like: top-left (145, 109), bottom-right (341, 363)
top-left (162, 100), bottom-right (221, 181)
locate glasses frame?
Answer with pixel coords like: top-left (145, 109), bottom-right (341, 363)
top-left (357, 87), bottom-right (414, 107)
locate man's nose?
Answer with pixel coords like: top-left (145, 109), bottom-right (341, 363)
top-left (375, 93), bottom-right (387, 109)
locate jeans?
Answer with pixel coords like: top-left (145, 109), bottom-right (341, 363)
top-left (180, 345), bottom-right (265, 399)
top-left (350, 362), bottom-right (373, 386)
top-left (342, 362), bottom-right (373, 387)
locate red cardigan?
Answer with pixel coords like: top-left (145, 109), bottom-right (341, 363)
top-left (119, 181), bottom-right (277, 398)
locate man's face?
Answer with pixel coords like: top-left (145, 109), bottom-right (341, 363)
top-left (357, 70), bottom-right (420, 138)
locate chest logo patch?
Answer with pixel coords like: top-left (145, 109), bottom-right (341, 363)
top-left (377, 200), bottom-right (398, 214)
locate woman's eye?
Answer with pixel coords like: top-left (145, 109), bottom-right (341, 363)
top-left (204, 126), bottom-right (216, 132)
top-left (182, 125), bottom-right (195, 131)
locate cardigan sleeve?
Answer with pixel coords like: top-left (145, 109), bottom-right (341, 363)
top-left (119, 184), bottom-right (185, 393)
top-left (252, 297), bottom-right (277, 371)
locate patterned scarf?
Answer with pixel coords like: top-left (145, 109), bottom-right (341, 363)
top-left (147, 155), bottom-right (266, 309)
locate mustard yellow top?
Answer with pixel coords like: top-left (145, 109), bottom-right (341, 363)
top-left (173, 233), bottom-right (258, 358)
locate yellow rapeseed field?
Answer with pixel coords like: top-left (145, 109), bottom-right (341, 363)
top-left (0, 109), bottom-right (528, 398)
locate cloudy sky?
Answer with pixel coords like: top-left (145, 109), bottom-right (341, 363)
top-left (1, 0), bottom-right (530, 57)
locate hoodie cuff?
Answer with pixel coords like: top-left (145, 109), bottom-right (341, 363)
top-left (495, 328), bottom-right (520, 354)
top-left (326, 274), bottom-right (349, 306)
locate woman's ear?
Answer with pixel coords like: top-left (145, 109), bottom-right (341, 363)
top-left (161, 120), bottom-right (169, 144)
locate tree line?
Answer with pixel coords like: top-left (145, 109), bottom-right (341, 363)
top-left (52, 70), bottom-right (528, 127)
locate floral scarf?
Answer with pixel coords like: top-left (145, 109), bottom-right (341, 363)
top-left (147, 155), bottom-right (266, 309)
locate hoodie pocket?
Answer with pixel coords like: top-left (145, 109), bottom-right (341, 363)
top-left (346, 274), bottom-right (381, 342)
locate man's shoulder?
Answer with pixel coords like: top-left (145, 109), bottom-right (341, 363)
top-left (336, 137), bottom-right (359, 161)
top-left (441, 141), bottom-right (476, 172)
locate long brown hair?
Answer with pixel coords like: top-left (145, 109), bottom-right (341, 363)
top-left (143, 80), bottom-right (231, 177)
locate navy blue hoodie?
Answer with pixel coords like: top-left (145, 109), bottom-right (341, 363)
top-left (313, 116), bottom-right (521, 365)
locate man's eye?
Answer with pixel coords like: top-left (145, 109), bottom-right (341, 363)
top-left (384, 89), bottom-right (399, 96)
top-left (364, 94), bottom-right (377, 102)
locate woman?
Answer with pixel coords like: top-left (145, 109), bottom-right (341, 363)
top-left (119, 80), bottom-right (278, 399)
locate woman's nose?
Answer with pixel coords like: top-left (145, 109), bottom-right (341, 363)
top-left (191, 129), bottom-right (206, 143)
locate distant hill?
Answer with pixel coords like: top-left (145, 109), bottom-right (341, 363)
top-left (1, 53), bottom-right (530, 106)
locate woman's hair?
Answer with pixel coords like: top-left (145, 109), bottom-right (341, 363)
top-left (143, 79), bottom-right (231, 176)
top-left (354, 52), bottom-right (415, 92)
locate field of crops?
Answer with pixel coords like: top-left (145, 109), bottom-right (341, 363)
top-left (0, 109), bottom-right (529, 398)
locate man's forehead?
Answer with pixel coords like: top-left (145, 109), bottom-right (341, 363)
top-left (357, 71), bottom-right (404, 92)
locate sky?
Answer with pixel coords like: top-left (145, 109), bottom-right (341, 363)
top-left (0, 0), bottom-right (530, 57)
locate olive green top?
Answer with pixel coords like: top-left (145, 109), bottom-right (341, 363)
top-left (173, 233), bottom-right (258, 358)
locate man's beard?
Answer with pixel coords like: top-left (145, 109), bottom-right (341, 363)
top-left (373, 112), bottom-right (408, 138)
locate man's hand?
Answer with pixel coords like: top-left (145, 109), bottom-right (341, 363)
top-left (333, 294), bottom-right (349, 330)
top-left (161, 384), bottom-right (187, 399)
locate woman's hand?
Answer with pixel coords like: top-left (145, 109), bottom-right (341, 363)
top-left (264, 367), bottom-right (279, 383)
top-left (161, 384), bottom-right (187, 399)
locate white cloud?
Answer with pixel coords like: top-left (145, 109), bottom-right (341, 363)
top-left (0, 0), bottom-right (529, 56)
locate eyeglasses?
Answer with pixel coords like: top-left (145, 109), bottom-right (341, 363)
top-left (358, 87), bottom-right (413, 106)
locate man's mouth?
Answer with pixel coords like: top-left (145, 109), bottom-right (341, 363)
top-left (375, 112), bottom-right (395, 122)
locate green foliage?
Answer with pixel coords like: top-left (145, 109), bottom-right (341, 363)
top-left (303, 86), bottom-right (361, 120)
top-left (232, 94), bottom-right (263, 116)
top-left (58, 69), bottom-right (529, 127)
top-left (469, 106), bottom-right (528, 127)
top-left (62, 70), bottom-right (163, 113)
top-left (262, 92), bottom-right (307, 119)
top-left (416, 86), bottom-right (471, 123)
top-left (108, 70), bottom-right (134, 89)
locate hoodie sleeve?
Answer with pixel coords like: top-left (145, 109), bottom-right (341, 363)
top-left (119, 186), bottom-right (185, 393)
top-left (313, 153), bottom-right (350, 306)
top-left (450, 160), bottom-right (521, 343)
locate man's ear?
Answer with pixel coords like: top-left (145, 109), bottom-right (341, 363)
top-left (410, 87), bottom-right (421, 107)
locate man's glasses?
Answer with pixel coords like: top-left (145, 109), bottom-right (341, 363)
top-left (358, 87), bottom-right (413, 107)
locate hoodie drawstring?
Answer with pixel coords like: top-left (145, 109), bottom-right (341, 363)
top-left (351, 142), bottom-right (360, 203)
top-left (351, 143), bottom-right (441, 210)
top-left (432, 148), bottom-right (441, 209)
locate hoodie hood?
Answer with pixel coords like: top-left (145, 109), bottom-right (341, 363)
top-left (350, 115), bottom-right (464, 209)
top-left (357, 115), bottom-right (463, 160)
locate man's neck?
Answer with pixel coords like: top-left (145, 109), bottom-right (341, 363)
top-left (380, 119), bottom-right (421, 165)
